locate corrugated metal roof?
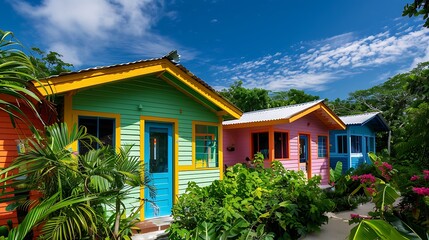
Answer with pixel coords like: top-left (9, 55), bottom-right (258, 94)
top-left (339, 112), bottom-right (390, 131)
top-left (223, 99), bottom-right (324, 125)
top-left (40, 50), bottom-right (240, 114)
top-left (339, 112), bottom-right (380, 125)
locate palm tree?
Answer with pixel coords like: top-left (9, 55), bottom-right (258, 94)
top-left (0, 30), bottom-right (47, 126)
top-left (0, 123), bottom-right (154, 239)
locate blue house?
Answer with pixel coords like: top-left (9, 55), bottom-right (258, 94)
top-left (329, 112), bottom-right (389, 171)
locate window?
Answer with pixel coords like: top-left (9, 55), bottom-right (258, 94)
top-left (78, 116), bottom-right (115, 154)
top-left (366, 136), bottom-right (375, 153)
top-left (274, 132), bottom-right (288, 159)
top-left (337, 135), bottom-right (347, 154)
top-left (252, 132), bottom-right (269, 159)
top-left (351, 135), bottom-right (362, 153)
top-left (195, 124), bottom-right (218, 168)
top-left (318, 136), bottom-right (327, 158)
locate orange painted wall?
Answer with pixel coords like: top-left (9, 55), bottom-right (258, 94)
top-left (0, 107), bottom-right (45, 227)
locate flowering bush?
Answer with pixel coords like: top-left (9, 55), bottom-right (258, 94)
top-left (396, 169), bottom-right (429, 232)
top-left (348, 153), bottom-right (429, 239)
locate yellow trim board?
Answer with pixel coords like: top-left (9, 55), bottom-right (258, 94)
top-left (35, 59), bottom-right (242, 119)
top-left (139, 116), bottom-right (179, 221)
top-left (218, 117), bottom-right (224, 180)
top-left (192, 121), bottom-right (221, 171)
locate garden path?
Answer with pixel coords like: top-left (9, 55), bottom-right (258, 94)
top-left (301, 202), bottom-right (374, 240)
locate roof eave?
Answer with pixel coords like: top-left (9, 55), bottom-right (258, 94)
top-left (33, 58), bottom-right (242, 119)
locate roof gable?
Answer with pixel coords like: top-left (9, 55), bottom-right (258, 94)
top-left (340, 112), bottom-right (390, 131)
top-left (34, 53), bottom-right (242, 119)
top-left (223, 100), bottom-right (345, 130)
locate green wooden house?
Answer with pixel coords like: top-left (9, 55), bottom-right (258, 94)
top-left (35, 52), bottom-right (242, 220)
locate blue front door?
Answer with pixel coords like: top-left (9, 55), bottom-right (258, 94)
top-left (144, 122), bottom-right (173, 219)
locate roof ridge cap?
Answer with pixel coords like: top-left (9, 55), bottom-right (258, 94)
top-left (242, 99), bottom-right (323, 114)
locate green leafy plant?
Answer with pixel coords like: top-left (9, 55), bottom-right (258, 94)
top-left (329, 161), bottom-right (343, 186)
top-left (168, 153), bottom-right (334, 239)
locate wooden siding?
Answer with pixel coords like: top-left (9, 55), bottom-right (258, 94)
top-left (0, 109), bottom-right (44, 227)
top-left (223, 113), bottom-right (330, 184)
top-left (71, 76), bottom-right (220, 217)
top-left (178, 170), bottom-right (220, 195)
top-left (330, 125), bottom-right (376, 171)
top-left (72, 76), bottom-right (219, 164)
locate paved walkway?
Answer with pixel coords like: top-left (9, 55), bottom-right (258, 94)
top-left (301, 202), bottom-right (374, 240)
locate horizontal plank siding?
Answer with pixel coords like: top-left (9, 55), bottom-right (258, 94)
top-left (72, 75), bottom-right (221, 218)
top-left (178, 170), bottom-right (220, 195)
top-left (223, 113), bottom-right (330, 183)
top-left (0, 109), bottom-right (44, 227)
top-left (280, 159), bottom-right (299, 171)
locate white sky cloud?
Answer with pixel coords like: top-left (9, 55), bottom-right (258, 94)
top-left (214, 24), bottom-right (429, 92)
top-left (13, 0), bottom-right (194, 66)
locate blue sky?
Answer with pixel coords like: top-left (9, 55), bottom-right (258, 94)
top-left (1, 0), bottom-right (429, 99)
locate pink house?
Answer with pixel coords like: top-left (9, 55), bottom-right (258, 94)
top-left (222, 100), bottom-right (345, 185)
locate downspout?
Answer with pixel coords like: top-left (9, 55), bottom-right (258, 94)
top-left (387, 130), bottom-right (391, 156)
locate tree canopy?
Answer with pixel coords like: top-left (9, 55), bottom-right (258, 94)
top-left (219, 80), bottom-right (319, 112)
top-left (403, 0), bottom-right (429, 27)
top-left (30, 47), bottom-right (73, 78)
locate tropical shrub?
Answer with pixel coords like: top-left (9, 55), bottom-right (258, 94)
top-left (325, 162), bottom-right (370, 212)
top-left (0, 123), bottom-right (153, 239)
top-left (396, 169), bottom-right (429, 233)
top-left (348, 153), bottom-right (429, 240)
top-left (168, 153), bottom-right (334, 239)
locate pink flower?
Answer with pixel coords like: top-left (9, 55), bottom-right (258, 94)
top-left (351, 175), bottom-right (359, 181)
top-left (382, 162), bottom-right (392, 171)
top-left (412, 187), bottom-right (429, 196)
top-left (423, 170), bottom-right (429, 176)
top-left (359, 174), bottom-right (376, 184)
top-left (350, 213), bottom-right (360, 219)
top-left (366, 187), bottom-right (377, 196)
top-left (410, 175), bottom-right (420, 181)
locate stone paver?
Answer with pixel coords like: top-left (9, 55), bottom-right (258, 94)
top-left (301, 202), bottom-right (374, 240)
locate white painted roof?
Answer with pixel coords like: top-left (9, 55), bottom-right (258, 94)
top-left (339, 112), bottom-right (380, 125)
top-left (223, 99), bottom-right (324, 125)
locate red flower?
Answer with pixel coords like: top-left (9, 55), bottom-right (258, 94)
top-left (350, 213), bottom-right (360, 219)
